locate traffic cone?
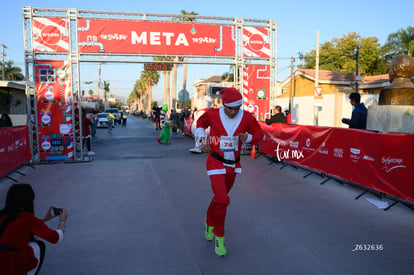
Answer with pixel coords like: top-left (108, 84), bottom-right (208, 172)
top-left (251, 145), bottom-right (257, 159)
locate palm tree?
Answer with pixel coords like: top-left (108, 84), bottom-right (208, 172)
top-left (169, 10), bottom-right (198, 110)
top-left (103, 81), bottom-right (110, 108)
top-left (140, 70), bottom-right (160, 113)
top-left (153, 56), bottom-right (173, 111)
top-left (1, 60), bottom-right (24, 80)
top-left (134, 79), bottom-right (147, 112)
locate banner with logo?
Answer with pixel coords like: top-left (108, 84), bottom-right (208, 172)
top-left (243, 27), bottom-right (271, 58)
top-left (242, 65), bottom-right (271, 122)
top-left (77, 19), bottom-right (236, 56)
top-left (35, 60), bottom-right (74, 161)
top-left (260, 123), bottom-right (414, 203)
top-left (33, 18), bottom-right (70, 52)
top-left (0, 126), bottom-right (31, 178)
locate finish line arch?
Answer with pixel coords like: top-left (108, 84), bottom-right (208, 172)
top-left (23, 6), bottom-right (277, 162)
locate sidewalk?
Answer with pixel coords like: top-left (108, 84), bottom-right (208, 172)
top-left (1, 116), bottom-right (413, 275)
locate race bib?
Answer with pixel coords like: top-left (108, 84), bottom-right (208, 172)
top-left (220, 136), bottom-right (239, 152)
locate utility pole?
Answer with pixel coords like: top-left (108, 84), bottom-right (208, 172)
top-left (1, 43), bottom-right (6, 80)
top-left (314, 30), bottom-right (320, 126)
top-left (289, 56), bottom-right (294, 112)
top-left (355, 45), bottom-right (360, 93)
top-left (97, 62), bottom-right (102, 102)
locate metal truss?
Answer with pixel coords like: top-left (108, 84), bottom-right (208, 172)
top-left (23, 6), bottom-right (277, 163)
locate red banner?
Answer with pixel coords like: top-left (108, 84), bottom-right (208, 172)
top-left (35, 60), bottom-right (74, 161)
top-left (0, 126), bottom-right (31, 178)
top-left (260, 123), bottom-right (414, 203)
top-left (77, 19), bottom-right (236, 56)
top-left (242, 65), bottom-right (270, 122)
top-left (183, 117), bottom-right (194, 136)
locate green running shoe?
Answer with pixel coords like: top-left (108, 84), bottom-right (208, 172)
top-left (215, 236), bottom-right (227, 257)
top-left (205, 222), bottom-right (214, 241)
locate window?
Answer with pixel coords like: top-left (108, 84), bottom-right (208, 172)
top-left (39, 69), bottom-right (55, 83)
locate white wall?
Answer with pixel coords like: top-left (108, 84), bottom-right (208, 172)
top-left (275, 93), bottom-right (379, 127)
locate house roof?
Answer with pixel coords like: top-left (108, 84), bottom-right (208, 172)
top-left (294, 69), bottom-right (389, 86)
top-left (0, 80), bottom-right (26, 91)
top-left (194, 75), bottom-right (226, 86)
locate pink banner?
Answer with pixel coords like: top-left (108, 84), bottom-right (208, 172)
top-left (77, 19), bottom-right (236, 56)
top-left (0, 126), bottom-right (31, 178)
top-left (260, 123), bottom-right (414, 203)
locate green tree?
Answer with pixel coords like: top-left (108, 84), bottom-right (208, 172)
top-left (382, 26), bottom-right (414, 61)
top-left (1, 60), bottom-right (24, 80)
top-left (300, 32), bottom-right (386, 76)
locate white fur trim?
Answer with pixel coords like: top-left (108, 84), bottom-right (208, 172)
top-left (219, 107), bottom-right (243, 137)
top-left (224, 99), bottom-right (243, 107)
top-left (28, 242), bottom-right (41, 275)
top-left (235, 168), bottom-right (242, 174)
top-left (207, 169), bottom-right (227, 176)
top-left (245, 134), bottom-right (252, 144)
top-left (56, 229), bottom-right (64, 243)
top-left (195, 127), bottom-right (206, 138)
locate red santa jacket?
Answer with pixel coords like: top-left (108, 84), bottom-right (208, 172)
top-left (0, 212), bottom-right (63, 275)
top-left (196, 107), bottom-right (263, 175)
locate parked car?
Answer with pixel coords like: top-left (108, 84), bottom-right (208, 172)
top-left (96, 113), bottom-right (115, 128)
top-left (104, 108), bottom-right (121, 124)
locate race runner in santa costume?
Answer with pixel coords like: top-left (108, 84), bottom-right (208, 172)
top-left (195, 87), bottom-right (263, 256)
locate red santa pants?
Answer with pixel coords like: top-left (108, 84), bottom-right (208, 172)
top-left (206, 167), bottom-right (236, 237)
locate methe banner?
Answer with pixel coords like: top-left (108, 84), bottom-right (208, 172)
top-left (77, 19), bottom-right (236, 56)
top-left (35, 60), bottom-right (74, 161)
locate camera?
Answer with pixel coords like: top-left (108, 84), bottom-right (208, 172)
top-left (53, 207), bottom-right (63, 215)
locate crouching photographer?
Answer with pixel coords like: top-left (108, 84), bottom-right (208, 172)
top-left (0, 183), bottom-right (68, 275)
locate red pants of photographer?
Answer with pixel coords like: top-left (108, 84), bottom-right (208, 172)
top-left (206, 167), bottom-right (236, 237)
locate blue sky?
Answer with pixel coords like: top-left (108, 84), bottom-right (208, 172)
top-left (2, 0), bottom-right (413, 102)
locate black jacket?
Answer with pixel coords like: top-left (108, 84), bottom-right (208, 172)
top-left (265, 113), bottom-right (286, 125)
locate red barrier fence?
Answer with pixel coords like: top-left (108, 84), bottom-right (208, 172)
top-left (0, 126), bottom-right (31, 178)
top-left (259, 123), bottom-right (414, 203)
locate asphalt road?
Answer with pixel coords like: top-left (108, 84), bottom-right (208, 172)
top-left (1, 115), bottom-right (414, 275)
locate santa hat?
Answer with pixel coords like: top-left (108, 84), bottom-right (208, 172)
top-left (219, 87), bottom-right (242, 107)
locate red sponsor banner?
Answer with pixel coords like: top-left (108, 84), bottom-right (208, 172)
top-left (260, 123), bottom-right (414, 203)
top-left (77, 19), bottom-right (235, 56)
top-left (33, 18), bottom-right (69, 52)
top-left (183, 117), bottom-right (194, 136)
top-left (242, 65), bottom-right (270, 122)
top-left (35, 60), bottom-right (74, 161)
top-left (243, 27), bottom-right (271, 58)
top-left (0, 126), bottom-right (31, 178)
